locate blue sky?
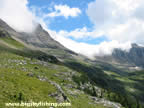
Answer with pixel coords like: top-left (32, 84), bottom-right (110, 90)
top-left (28, 0), bottom-right (105, 44)
top-left (28, 0), bottom-right (94, 32)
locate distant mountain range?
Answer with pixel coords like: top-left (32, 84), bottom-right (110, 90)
top-left (112, 43), bottom-right (144, 67)
top-left (92, 43), bottom-right (144, 72)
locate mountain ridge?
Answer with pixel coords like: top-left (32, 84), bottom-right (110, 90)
top-left (0, 19), bottom-right (77, 59)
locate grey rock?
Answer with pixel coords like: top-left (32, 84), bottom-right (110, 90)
top-left (89, 96), bottom-right (122, 108)
top-left (48, 80), bottom-right (71, 102)
top-left (27, 73), bottom-right (34, 77)
top-left (37, 76), bottom-right (48, 81)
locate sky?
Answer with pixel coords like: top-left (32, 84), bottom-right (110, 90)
top-left (0, 0), bottom-right (144, 58)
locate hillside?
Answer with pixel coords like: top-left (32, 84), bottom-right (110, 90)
top-left (0, 26), bottom-right (122, 108)
top-left (0, 19), bottom-right (144, 108)
top-left (0, 19), bottom-right (77, 60)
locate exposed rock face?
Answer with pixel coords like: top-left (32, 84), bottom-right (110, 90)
top-left (19, 24), bottom-right (65, 49)
top-left (93, 43), bottom-right (144, 71)
top-left (0, 19), bottom-right (12, 37)
top-left (112, 43), bottom-right (144, 67)
top-left (0, 19), bottom-right (15, 32)
top-left (18, 24), bottom-right (77, 58)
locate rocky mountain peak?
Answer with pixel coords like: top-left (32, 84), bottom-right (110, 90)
top-left (34, 24), bottom-right (43, 32)
top-left (0, 19), bottom-right (76, 58)
top-left (131, 43), bottom-right (139, 48)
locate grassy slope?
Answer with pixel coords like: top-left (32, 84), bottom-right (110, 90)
top-left (1, 30), bottom-right (144, 108)
top-left (105, 70), bottom-right (144, 103)
top-left (0, 33), bottom-right (106, 108)
top-left (64, 57), bottom-right (144, 107)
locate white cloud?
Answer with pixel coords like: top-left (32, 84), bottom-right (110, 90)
top-left (86, 0), bottom-right (144, 44)
top-left (46, 5), bottom-right (81, 18)
top-left (48, 29), bottom-right (131, 59)
top-left (0, 0), bottom-right (37, 32)
top-left (106, 19), bottom-right (144, 44)
top-left (57, 27), bottom-right (104, 39)
top-left (86, 0), bottom-right (112, 26)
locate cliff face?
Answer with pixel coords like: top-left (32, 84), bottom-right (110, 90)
top-left (112, 44), bottom-right (144, 67)
top-left (19, 24), bottom-right (65, 49)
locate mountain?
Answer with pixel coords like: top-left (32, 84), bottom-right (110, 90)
top-left (0, 19), bottom-right (77, 59)
top-left (18, 24), bottom-right (77, 58)
top-left (93, 44), bottom-right (144, 72)
top-left (19, 24), bottom-right (64, 49)
top-left (112, 43), bottom-right (144, 67)
top-left (0, 18), bottom-right (144, 108)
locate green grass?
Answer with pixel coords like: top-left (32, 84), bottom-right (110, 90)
top-left (0, 36), bottom-right (108, 108)
top-left (0, 53), bottom-right (57, 107)
top-left (69, 94), bottom-right (107, 108)
top-left (0, 36), bottom-right (25, 49)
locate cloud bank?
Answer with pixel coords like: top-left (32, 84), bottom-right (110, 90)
top-left (49, 29), bottom-right (131, 58)
top-left (86, 0), bottom-right (144, 44)
top-left (0, 0), bottom-right (37, 32)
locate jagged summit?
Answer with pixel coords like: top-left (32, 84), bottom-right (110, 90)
top-left (35, 24), bottom-right (43, 31)
top-left (131, 43), bottom-right (139, 48)
top-left (19, 23), bottom-right (67, 49)
top-left (108, 43), bottom-right (144, 67)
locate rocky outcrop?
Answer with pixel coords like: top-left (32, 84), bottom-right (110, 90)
top-left (48, 80), bottom-right (71, 102)
top-left (89, 96), bottom-right (122, 108)
top-left (35, 75), bottom-right (71, 103)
